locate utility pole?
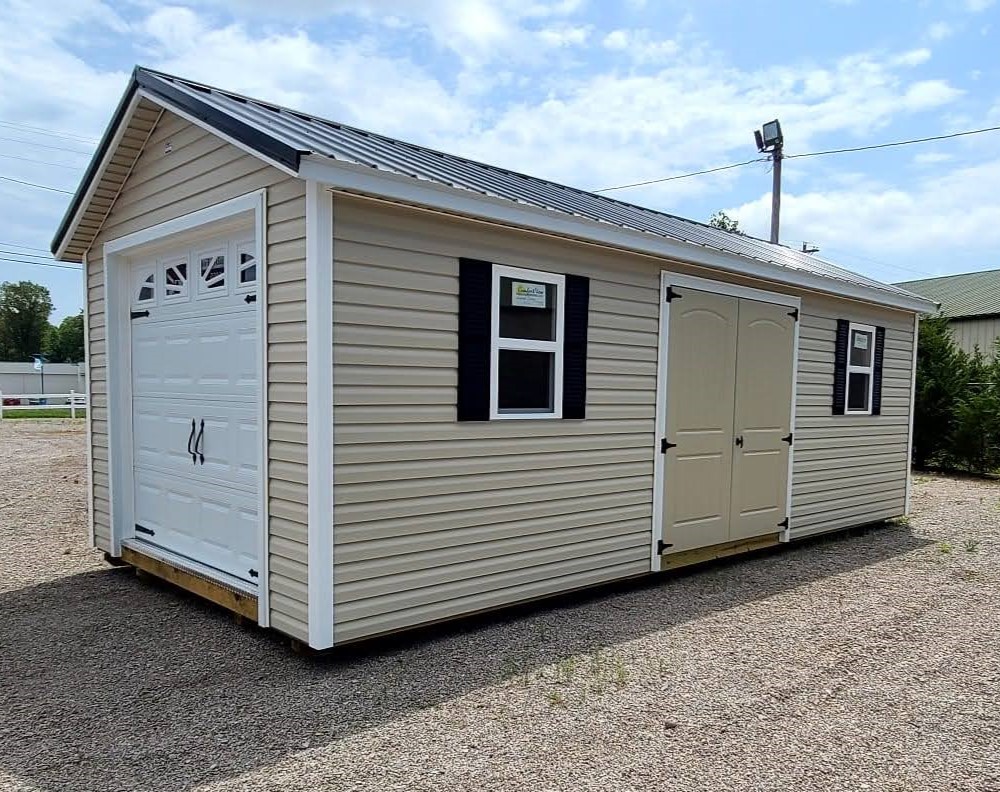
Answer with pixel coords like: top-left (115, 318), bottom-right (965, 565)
top-left (770, 139), bottom-right (783, 244)
top-left (754, 119), bottom-right (784, 244)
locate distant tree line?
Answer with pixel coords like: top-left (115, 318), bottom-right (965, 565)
top-left (914, 315), bottom-right (1000, 474)
top-left (0, 281), bottom-right (84, 364)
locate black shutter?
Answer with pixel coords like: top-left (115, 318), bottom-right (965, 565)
top-left (562, 274), bottom-right (590, 419)
top-left (833, 319), bottom-right (849, 415)
top-left (871, 326), bottom-right (886, 415)
top-left (457, 258), bottom-right (492, 421)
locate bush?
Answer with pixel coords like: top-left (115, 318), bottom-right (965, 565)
top-left (913, 317), bottom-right (1000, 474)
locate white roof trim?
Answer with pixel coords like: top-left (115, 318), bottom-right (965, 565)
top-left (299, 155), bottom-right (936, 314)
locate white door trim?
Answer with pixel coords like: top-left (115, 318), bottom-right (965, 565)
top-left (102, 189), bottom-right (270, 626)
top-left (650, 271), bottom-right (801, 568)
top-left (305, 181), bottom-right (335, 650)
top-left (904, 313), bottom-right (919, 515)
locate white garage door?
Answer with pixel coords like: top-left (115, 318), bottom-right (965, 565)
top-left (128, 231), bottom-right (261, 585)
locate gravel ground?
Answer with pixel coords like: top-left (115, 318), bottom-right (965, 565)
top-left (1, 421), bottom-right (999, 792)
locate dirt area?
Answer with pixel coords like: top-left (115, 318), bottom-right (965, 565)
top-left (1, 420), bottom-right (998, 792)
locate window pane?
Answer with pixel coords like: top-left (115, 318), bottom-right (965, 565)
top-left (847, 371), bottom-right (870, 411)
top-left (850, 329), bottom-right (873, 367)
top-left (498, 350), bottom-right (554, 413)
top-left (499, 276), bottom-right (556, 341)
top-left (201, 254), bottom-right (226, 289)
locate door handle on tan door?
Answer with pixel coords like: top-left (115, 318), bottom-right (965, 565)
top-left (194, 419), bottom-right (205, 465)
top-left (735, 435), bottom-right (744, 448)
top-left (186, 418), bottom-right (197, 464)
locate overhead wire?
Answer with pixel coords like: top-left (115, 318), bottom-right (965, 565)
top-left (0, 152), bottom-right (83, 169)
top-left (0, 135), bottom-right (93, 155)
top-left (0, 256), bottom-right (79, 271)
top-left (595, 123), bottom-right (1000, 192)
top-left (0, 174), bottom-right (73, 193)
top-left (0, 119), bottom-right (98, 145)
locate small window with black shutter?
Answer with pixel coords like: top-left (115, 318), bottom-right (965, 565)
top-left (458, 258), bottom-right (589, 421)
top-left (833, 319), bottom-right (886, 416)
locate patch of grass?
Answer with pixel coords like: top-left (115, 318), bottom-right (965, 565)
top-left (544, 689), bottom-right (566, 707)
top-left (938, 541), bottom-right (953, 555)
top-left (1, 409), bottom-right (86, 419)
top-left (963, 539), bottom-right (980, 553)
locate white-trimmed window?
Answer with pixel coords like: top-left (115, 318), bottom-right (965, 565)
top-left (490, 264), bottom-right (565, 419)
top-left (162, 256), bottom-right (189, 302)
top-left (846, 322), bottom-right (875, 415)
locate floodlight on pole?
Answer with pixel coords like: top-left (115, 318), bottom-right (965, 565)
top-left (754, 118), bottom-right (784, 244)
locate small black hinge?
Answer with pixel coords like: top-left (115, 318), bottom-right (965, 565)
top-left (665, 286), bottom-right (683, 303)
top-left (781, 432), bottom-right (793, 445)
top-left (660, 438), bottom-right (677, 453)
top-left (130, 309), bottom-right (150, 320)
top-left (788, 308), bottom-right (799, 321)
top-left (248, 568), bottom-right (259, 578)
top-left (244, 294), bottom-right (257, 304)
top-left (777, 517), bottom-right (789, 530)
top-left (657, 539), bottom-right (673, 555)
top-left (134, 524), bottom-right (155, 536)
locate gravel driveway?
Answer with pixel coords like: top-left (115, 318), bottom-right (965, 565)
top-left (1, 420), bottom-right (999, 792)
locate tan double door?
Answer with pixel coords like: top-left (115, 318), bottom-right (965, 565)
top-left (660, 286), bottom-right (796, 555)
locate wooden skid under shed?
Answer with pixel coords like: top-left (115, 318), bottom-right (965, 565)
top-left (659, 532), bottom-right (781, 572)
top-left (121, 546), bottom-right (258, 620)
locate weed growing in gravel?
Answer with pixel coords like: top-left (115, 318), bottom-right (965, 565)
top-left (964, 539), bottom-right (980, 553)
top-left (613, 657), bottom-right (629, 688)
top-left (545, 690), bottom-right (566, 707)
top-left (938, 541), bottom-right (953, 554)
top-left (556, 656), bottom-right (578, 683)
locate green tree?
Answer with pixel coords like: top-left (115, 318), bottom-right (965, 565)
top-left (44, 312), bottom-right (85, 363)
top-left (0, 281), bottom-right (54, 361)
top-left (708, 211), bottom-right (742, 234)
top-left (912, 315), bottom-right (970, 468)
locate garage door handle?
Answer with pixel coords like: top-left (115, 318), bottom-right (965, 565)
top-left (194, 419), bottom-right (205, 465)
top-left (735, 435), bottom-right (744, 448)
top-left (186, 419), bottom-right (197, 464)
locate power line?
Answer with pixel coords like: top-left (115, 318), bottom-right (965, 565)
top-left (0, 256), bottom-right (79, 271)
top-left (0, 241), bottom-right (53, 253)
top-left (0, 135), bottom-right (93, 155)
top-left (595, 122), bottom-right (1000, 192)
top-left (0, 247), bottom-right (57, 260)
top-left (0, 119), bottom-right (98, 145)
top-left (0, 174), bottom-right (73, 194)
top-left (785, 124), bottom-right (1000, 160)
top-left (594, 158), bottom-right (769, 193)
top-left (0, 152), bottom-right (83, 170)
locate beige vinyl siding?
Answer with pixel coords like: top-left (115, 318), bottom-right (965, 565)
top-left (332, 197), bottom-right (657, 643)
top-left (791, 295), bottom-right (914, 538)
top-left (84, 110), bottom-right (308, 641)
top-left (949, 316), bottom-right (1000, 357)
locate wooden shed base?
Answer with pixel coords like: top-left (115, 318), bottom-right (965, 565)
top-left (120, 546), bottom-right (258, 620)
top-left (659, 532), bottom-right (781, 572)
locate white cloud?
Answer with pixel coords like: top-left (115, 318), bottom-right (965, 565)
top-left (725, 156), bottom-right (1000, 279)
top-left (926, 21), bottom-right (955, 41)
top-left (601, 28), bottom-right (680, 62)
top-left (913, 151), bottom-right (953, 165)
top-left (891, 48), bottom-right (932, 67)
top-left (965, 0), bottom-right (995, 11)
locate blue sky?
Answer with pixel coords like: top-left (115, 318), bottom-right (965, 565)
top-left (0, 0), bottom-right (998, 322)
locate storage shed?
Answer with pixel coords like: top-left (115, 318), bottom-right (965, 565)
top-left (51, 68), bottom-right (936, 650)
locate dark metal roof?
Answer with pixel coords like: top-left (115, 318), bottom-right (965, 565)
top-left (895, 269), bottom-right (1000, 318)
top-left (51, 67), bottom-right (930, 309)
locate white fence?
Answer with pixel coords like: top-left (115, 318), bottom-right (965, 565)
top-left (0, 391), bottom-right (88, 419)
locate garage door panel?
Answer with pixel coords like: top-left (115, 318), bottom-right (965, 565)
top-left (131, 313), bottom-right (257, 401)
top-left (134, 398), bottom-right (258, 490)
top-left (128, 229), bottom-right (260, 586)
top-left (134, 468), bottom-right (258, 583)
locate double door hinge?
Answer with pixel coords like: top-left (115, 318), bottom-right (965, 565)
top-left (657, 539), bottom-right (674, 555)
top-left (777, 517), bottom-right (789, 530)
top-left (665, 286), bottom-right (683, 303)
top-left (660, 438), bottom-right (676, 453)
top-left (787, 308), bottom-right (799, 321)
top-left (781, 432), bottom-right (793, 445)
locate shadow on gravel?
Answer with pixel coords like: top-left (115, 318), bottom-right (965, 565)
top-left (0, 524), bottom-right (929, 791)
